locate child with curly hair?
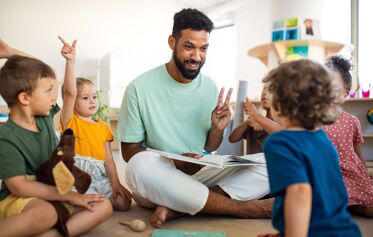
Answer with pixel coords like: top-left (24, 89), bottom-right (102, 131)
top-left (323, 55), bottom-right (373, 218)
top-left (259, 59), bottom-right (361, 237)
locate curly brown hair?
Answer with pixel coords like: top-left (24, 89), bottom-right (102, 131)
top-left (263, 59), bottom-right (344, 130)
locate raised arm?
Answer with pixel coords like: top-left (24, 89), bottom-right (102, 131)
top-left (0, 38), bottom-right (33, 58)
top-left (59, 36), bottom-right (77, 129)
top-left (245, 97), bottom-right (282, 133)
top-left (205, 88), bottom-right (233, 152)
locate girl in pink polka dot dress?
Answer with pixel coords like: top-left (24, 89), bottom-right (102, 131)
top-left (323, 55), bottom-right (373, 218)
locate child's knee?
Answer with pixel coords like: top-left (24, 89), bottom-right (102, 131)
top-left (27, 200), bottom-right (58, 230)
top-left (111, 195), bottom-right (132, 211)
top-left (94, 198), bottom-right (113, 219)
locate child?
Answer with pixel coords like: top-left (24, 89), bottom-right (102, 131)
top-left (229, 84), bottom-right (281, 154)
top-left (260, 59), bottom-right (361, 236)
top-left (323, 55), bottom-right (373, 218)
top-left (0, 38), bottom-right (112, 236)
top-left (58, 37), bottom-right (132, 211)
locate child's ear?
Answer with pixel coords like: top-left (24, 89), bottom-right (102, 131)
top-left (17, 92), bottom-right (31, 105)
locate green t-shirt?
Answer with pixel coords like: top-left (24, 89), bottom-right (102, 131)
top-left (115, 64), bottom-right (218, 154)
top-left (0, 105), bottom-right (60, 200)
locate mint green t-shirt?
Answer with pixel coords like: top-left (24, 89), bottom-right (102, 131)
top-left (115, 64), bottom-right (218, 154)
top-left (0, 105), bottom-right (59, 201)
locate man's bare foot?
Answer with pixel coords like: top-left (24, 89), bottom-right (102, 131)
top-left (150, 206), bottom-right (186, 228)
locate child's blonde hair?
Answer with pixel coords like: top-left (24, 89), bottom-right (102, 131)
top-left (263, 59), bottom-right (344, 130)
top-left (62, 77), bottom-right (95, 100)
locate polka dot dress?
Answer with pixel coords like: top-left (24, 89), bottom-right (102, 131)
top-left (323, 111), bottom-right (373, 207)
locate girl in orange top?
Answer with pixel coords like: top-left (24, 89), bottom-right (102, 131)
top-left (59, 37), bottom-right (132, 211)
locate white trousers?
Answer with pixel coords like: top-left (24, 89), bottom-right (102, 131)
top-left (125, 151), bottom-right (269, 215)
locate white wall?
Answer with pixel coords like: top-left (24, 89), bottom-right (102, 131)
top-left (0, 0), bottom-right (353, 106)
top-left (0, 0), bottom-right (185, 105)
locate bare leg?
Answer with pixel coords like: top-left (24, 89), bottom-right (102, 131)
top-left (0, 199), bottom-right (57, 237)
top-left (348, 205), bottom-right (373, 218)
top-left (37, 199), bottom-right (113, 237)
top-left (150, 189), bottom-right (273, 228)
top-left (110, 195), bottom-right (132, 211)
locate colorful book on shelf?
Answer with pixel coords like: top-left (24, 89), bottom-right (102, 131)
top-left (286, 45), bottom-right (309, 61)
top-left (151, 230), bottom-right (227, 237)
top-left (147, 148), bottom-right (266, 169)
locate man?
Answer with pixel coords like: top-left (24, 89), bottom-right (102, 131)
top-left (116, 8), bottom-right (272, 228)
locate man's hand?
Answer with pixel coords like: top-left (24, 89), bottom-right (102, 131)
top-left (211, 88), bottom-right (233, 131)
top-left (58, 36), bottom-right (76, 61)
top-left (173, 153), bottom-right (204, 175)
top-left (0, 38), bottom-right (13, 58)
top-left (112, 181), bottom-right (133, 201)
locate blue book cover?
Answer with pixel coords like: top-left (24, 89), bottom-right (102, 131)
top-left (151, 230), bottom-right (227, 237)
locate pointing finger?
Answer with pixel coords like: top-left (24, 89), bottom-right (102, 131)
top-left (58, 36), bottom-right (68, 46)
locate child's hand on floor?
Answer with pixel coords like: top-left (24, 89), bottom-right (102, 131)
top-left (112, 181), bottom-right (133, 201)
top-left (58, 36), bottom-right (77, 61)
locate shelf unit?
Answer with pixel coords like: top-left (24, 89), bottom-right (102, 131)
top-left (342, 98), bottom-right (373, 160)
top-left (247, 39), bottom-right (350, 66)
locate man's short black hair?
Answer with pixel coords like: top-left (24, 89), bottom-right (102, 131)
top-left (172, 8), bottom-right (214, 40)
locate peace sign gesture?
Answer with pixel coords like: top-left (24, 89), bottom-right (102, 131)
top-left (211, 87), bottom-right (233, 131)
top-left (58, 36), bottom-right (77, 61)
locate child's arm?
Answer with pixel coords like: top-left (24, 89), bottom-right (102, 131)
top-left (104, 142), bottom-right (133, 200)
top-left (4, 175), bottom-right (104, 210)
top-left (284, 183), bottom-right (312, 237)
top-left (0, 38), bottom-right (33, 58)
top-left (245, 97), bottom-right (282, 133)
top-left (58, 36), bottom-right (77, 130)
top-left (229, 120), bottom-right (250, 143)
top-left (354, 143), bottom-right (367, 169)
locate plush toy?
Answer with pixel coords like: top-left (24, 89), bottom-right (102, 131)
top-left (35, 128), bottom-right (92, 237)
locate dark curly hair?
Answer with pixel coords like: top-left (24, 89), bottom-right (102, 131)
top-left (325, 55), bottom-right (353, 91)
top-left (172, 8), bottom-right (214, 40)
top-left (263, 59), bottom-right (344, 130)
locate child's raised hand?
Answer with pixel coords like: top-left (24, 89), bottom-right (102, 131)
top-left (67, 192), bottom-right (105, 211)
top-left (0, 38), bottom-right (13, 58)
top-left (58, 36), bottom-right (77, 61)
top-left (244, 97), bottom-right (258, 117)
top-left (112, 182), bottom-right (133, 201)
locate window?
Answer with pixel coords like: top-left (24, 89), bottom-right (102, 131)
top-left (357, 0), bottom-right (373, 93)
top-left (202, 25), bottom-right (237, 100)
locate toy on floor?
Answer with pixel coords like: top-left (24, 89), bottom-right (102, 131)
top-left (35, 128), bottom-right (92, 236)
top-left (119, 219), bottom-right (146, 232)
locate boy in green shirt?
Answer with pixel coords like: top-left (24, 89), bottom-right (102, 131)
top-left (0, 38), bottom-right (112, 237)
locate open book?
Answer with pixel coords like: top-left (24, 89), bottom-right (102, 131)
top-left (148, 148), bottom-right (266, 169)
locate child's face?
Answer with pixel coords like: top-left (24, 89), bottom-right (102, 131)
top-left (261, 84), bottom-right (270, 110)
top-left (74, 83), bottom-right (98, 118)
top-left (29, 77), bottom-right (57, 116)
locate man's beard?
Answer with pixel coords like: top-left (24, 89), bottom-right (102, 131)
top-left (173, 50), bottom-right (204, 80)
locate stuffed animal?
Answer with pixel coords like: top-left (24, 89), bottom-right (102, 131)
top-left (36, 128), bottom-right (92, 236)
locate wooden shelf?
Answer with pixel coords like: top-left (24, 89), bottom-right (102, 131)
top-left (362, 134), bottom-right (373, 138)
top-left (248, 39), bottom-right (352, 66)
top-left (345, 98), bottom-right (373, 102)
